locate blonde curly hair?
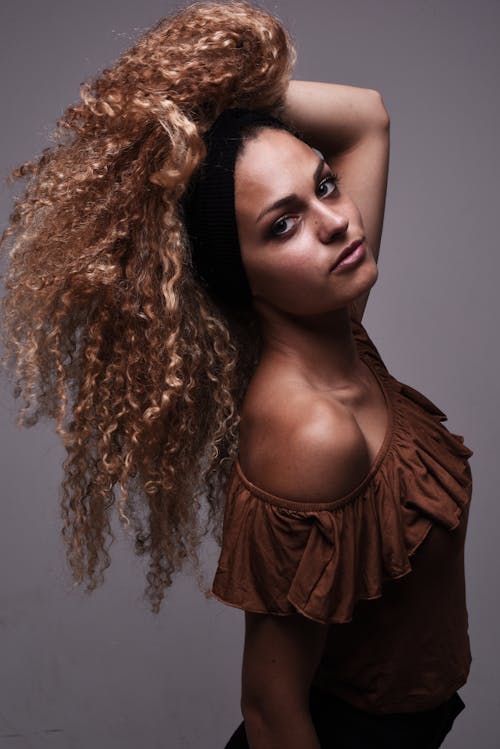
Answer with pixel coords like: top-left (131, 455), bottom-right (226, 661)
top-left (0, 0), bottom-right (296, 613)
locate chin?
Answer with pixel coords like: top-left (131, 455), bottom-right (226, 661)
top-left (352, 256), bottom-right (379, 299)
top-left (360, 257), bottom-right (378, 294)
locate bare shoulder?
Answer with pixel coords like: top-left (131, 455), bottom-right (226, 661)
top-left (238, 386), bottom-right (369, 503)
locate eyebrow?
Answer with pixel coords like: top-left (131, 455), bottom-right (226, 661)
top-left (255, 156), bottom-right (327, 224)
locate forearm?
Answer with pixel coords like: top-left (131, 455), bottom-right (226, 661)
top-left (280, 79), bottom-right (388, 158)
top-left (243, 707), bottom-right (321, 749)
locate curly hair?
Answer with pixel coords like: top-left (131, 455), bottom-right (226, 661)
top-left (0, 0), bottom-right (297, 613)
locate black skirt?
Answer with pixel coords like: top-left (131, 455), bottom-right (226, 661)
top-left (223, 685), bottom-right (466, 749)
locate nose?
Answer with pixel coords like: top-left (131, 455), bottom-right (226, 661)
top-left (313, 200), bottom-right (349, 243)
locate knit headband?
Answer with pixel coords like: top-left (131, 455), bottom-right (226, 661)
top-left (181, 107), bottom-right (298, 310)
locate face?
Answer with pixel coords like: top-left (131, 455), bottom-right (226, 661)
top-left (234, 127), bottom-right (378, 319)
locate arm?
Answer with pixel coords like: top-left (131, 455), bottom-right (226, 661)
top-left (241, 613), bottom-right (328, 749)
top-left (280, 80), bottom-right (390, 323)
top-left (239, 397), bottom-right (368, 747)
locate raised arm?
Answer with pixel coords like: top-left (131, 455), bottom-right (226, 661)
top-left (280, 80), bottom-right (390, 323)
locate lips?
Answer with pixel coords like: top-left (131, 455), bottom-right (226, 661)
top-left (331, 238), bottom-right (364, 271)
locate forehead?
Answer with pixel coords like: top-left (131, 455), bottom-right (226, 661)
top-left (234, 128), bottom-right (316, 216)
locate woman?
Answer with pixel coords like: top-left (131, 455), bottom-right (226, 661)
top-left (183, 108), bottom-right (472, 748)
top-left (0, 1), bottom-right (473, 747)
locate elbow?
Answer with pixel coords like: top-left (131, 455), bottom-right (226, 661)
top-left (241, 691), bottom-right (267, 721)
top-left (241, 697), bottom-right (266, 728)
top-left (367, 88), bottom-right (390, 130)
top-left (241, 690), bottom-right (309, 724)
top-left (240, 698), bottom-right (256, 723)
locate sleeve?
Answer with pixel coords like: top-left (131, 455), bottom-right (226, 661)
top-left (209, 460), bottom-right (418, 625)
top-left (209, 314), bottom-right (474, 625)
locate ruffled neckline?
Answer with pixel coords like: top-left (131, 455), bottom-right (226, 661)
top-left (211, 316), bottom-right (474, 624)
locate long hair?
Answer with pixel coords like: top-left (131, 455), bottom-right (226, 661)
top-left (0, 0), bottom-right (296, 613)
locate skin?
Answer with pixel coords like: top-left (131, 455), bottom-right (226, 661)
top-left (233, 127), bottom-right (387, 748)
top-left (234, 126), bottom-right (388, 500)
top-left (234, 126), bottom-right (379, 394)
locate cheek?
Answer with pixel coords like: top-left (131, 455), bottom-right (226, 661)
top-left (251, 245), bottom-right (323, 305)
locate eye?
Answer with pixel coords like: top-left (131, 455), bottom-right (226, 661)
top-left (317, 173), bottom-right (340, 198)
top-left (268, 172), bottom-right (341, 239)
top-left (270, 216), bottom-right (298, 237)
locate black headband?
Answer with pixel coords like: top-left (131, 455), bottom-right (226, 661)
top-left (181, 107), bottom-right (296, 310)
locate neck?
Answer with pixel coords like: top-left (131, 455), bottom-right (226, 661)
top-left (255, 304), bottom-right (366, 391)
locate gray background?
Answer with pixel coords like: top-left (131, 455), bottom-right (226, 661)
top-left (1, 0), bottom-right (498, 747)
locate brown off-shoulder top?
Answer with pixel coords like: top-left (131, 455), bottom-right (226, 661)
top-left (210, 316), bottom-right (474, 715)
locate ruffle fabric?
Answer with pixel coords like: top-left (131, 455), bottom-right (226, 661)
top-left (210, 318), bottom-right (474, 624)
